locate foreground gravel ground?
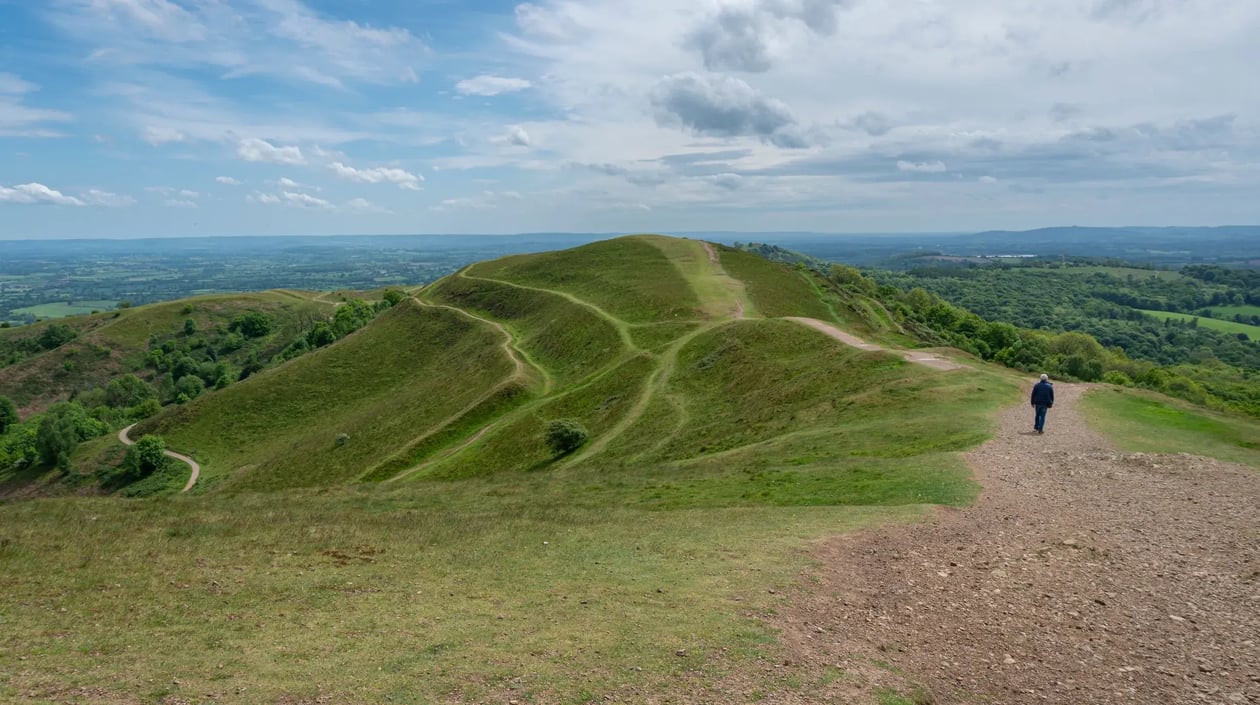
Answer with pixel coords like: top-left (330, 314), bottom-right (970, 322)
top-left (766, 383), bottom-right (1259, 704)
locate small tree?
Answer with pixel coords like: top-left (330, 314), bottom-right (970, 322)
top-left (0, 395), bottom-right (17, 435)
top-left (175, 375), bottom-right (205, 400)
top-left (544, 419), bottom-right (589, 457)
top-left (121, 434), bottom-right (169, 483)
top-left (183, 318), bottom-right (197, 336)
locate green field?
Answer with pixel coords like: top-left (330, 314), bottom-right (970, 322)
top-left (10, 300), bottom-right (118, 319)
top-left (1072, 266), bottom-right (1185, 281)
top-left (1081, 386), bottom-right (1260, 468)
top-left (1205, 304), bottom-right (1260, 319)
top-left (1138, 309), bottom-right (1260, 340)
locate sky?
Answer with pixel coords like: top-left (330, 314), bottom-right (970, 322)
top-left (0, 0), bottom-right (1257, 238)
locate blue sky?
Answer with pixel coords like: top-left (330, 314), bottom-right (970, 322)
top-left (1, 0), bottom-right (1257, 238)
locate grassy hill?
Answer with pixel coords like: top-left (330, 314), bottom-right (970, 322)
top-left (0, 290), bottom-right (338, 413)
top-left (1, 235), bottom-right (1041, 703)
top-left (121, 235), bottom-right (1011, 497)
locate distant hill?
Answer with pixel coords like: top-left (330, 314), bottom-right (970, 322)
top-left (118, 235), bottom-right (1010, 498)
top-left (701, 226), bottom-right (1260, 267)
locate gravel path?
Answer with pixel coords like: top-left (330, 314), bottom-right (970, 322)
top-left (784, 316), bottom-right (966, 371)
top-left (769, 383), bottom-right (1260, 704)
top-left (118, 423), bottom-right (201, 493)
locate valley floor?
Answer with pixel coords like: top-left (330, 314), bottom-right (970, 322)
top-left (748, 384), bottom-right (1260, 704)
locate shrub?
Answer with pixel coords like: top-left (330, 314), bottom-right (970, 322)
top-left (1101, 370), bottom-right (1133, 386)
top-left (544, 419), bottom-right (589, 456)
top-left (0, 395), bottom-right (17, 434)
top-left (121, 434), bottom-right (170, 483)
top-left (229, 311), bottom-right (272, 338)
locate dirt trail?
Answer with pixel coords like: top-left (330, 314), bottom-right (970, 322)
top-left (118, 424), bottom-right (201, 493)
top-left (758, 384), bottom-right (1260, 704)
top-left (785, 316), bottom-right (966, 371)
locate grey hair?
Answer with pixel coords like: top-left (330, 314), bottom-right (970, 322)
top-left (1039, 374), bottom-right (1048, 381)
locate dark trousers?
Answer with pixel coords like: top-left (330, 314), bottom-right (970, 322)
top-left (1034, 405), bottom-right (1049, 431)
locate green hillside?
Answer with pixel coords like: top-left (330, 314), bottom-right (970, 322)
top-left (111, 235), bottom-right (1011, 498)
top-left (0, 290), bottom-right (337, 413)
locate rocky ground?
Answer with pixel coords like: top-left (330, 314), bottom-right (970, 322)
top-left (761, 383), bottom-right (1259, 704)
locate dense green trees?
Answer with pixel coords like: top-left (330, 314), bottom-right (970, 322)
top-left (34, 402), bottom-right (107, 470)
top-left (819, 262), bottom-right (1260, 417)
top-left (0, 395), bottom-right (16, 434)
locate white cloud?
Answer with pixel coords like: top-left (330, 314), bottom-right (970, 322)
top-left (237, 137), bottom-right (305, 165)
top-left (249, 189), bottom-right (334, 209)
top-left (455, 75), bottom-right (533, 96)
top-left (345, 197), bottom-right (390, 213)
top-left (48, 0), bottom-right (429, 88)
top-left (0, 73), bottom-right (36, 95)
top-left (328, 162), bottom-right (423, 190)
top-left (282, 191), bottom-right (333, 209)
top-left (142, 125), bottom-right (186, 145)
top-left (491, 125), bottom-right (533, 148)
top-left (430, 190), bottom-right (524, 211)
top-left (82, 189), bottom-right (136, 207)
top-left (0, 73), bottom-right (72, 137)
top-left (246, 191), bottom-right (281, 204)
top-left (215, 176), bottom-right (241, 185)
top-left (979, 175), bottom-right (999, 184)
top-left (164, 199), bottom-right (199, 208)
top-left (179, 189), bottom-right (199, 198)
top-left (897, 160), bottom-right (948, 173)
top-left (0, 183), bottom-right (85, 206)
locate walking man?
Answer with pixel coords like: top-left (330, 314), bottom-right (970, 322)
top-left (1031, 373), bottom-right (1054, 434)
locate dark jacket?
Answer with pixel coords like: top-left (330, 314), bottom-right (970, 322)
top-left (1030, 380), bottom-right (1054, 407)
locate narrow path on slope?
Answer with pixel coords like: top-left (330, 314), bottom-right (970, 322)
top-left (458, 269), bottom-right (639, 352)
top-left (784, 316), bottom-right (966, 370)
top-left (118, 424), bottom-right (201, 493)
top-left (413, 298), bottom-right (552, 395)
top-left (760, 384), bottom-right (1260, 705)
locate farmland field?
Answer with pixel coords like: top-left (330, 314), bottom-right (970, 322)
top-left (10, 300), bottom-right (118, 319)
top-left (1138, 309), bottom-right (1260, 340)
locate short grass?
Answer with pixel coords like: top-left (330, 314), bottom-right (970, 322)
top-left (136, 301), bottom-right (517, 491)
top-left (10, 301), bottom-right (118, 319)
top-left (427, 273), bottom-right (628, 386)
top-left (716, 246), bottom-right (835, 320)
top-left (0, 486), bottom-right (928, 705)
top-left (1081, 386), bottom-right (1260, 468)
top-left (1137, 309), bottom-right (1260, 340)
top-left (473, 236), bottom-right (702, 324)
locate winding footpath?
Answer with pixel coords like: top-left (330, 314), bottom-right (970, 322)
top-left (118, 424), bottom-right (201, 493)
top-left (784, 316), bottom-right (966, 370)
top-left (721, 384), bottom-right (1260, 704)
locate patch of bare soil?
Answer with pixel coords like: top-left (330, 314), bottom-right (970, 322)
top-left (758, 383), bottom-right (1260, 704)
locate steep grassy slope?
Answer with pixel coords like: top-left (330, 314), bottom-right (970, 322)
top-left (135, 300), bottom-right (522, 491)
top-left (0, 291), bottom-right (335, 412)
